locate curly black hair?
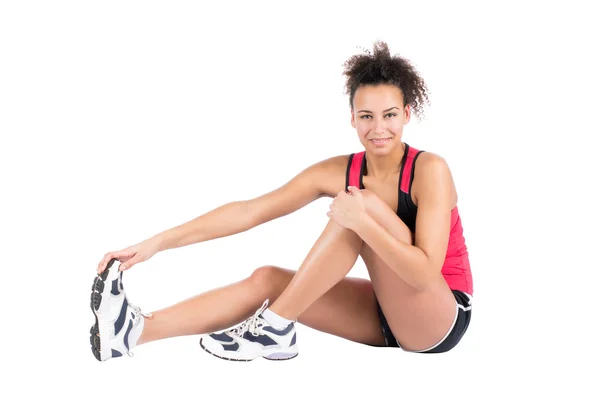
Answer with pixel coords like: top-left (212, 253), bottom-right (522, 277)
top-left (343, 41), bottom-right (431, 122)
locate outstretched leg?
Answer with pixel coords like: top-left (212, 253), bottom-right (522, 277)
top-left (137, 274), bottom-right (273, 346)
top-left (91, 255), bottom-right (385, 362)
top-left (138, 256), bottom-right (384, 347)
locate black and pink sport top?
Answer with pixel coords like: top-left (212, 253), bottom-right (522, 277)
top-left (345, 143), bottom-right (473, 295)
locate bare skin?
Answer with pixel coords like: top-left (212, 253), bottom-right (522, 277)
top-left (106, 83), bottom-right (462, 352)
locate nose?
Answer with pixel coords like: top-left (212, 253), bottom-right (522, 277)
top-left (374, 118), bottom-right (386, 135)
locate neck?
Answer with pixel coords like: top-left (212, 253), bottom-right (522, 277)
top-left (364, 142), bottom-right (406, 179)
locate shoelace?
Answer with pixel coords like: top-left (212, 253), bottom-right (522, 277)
top-left (230, 299), bottom-right (269, 337)
top-left (130, 302), bottom-right (152, 322)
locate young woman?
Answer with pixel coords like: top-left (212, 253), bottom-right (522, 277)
top-left (90, 41), bottom-right (473, 362)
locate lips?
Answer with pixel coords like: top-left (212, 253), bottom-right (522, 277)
top-left (370, 138), bottom-right (392, 142)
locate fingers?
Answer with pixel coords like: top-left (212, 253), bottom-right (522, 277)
top-left (97, 253), bottom-right (114, 274)
top-left (336, 186), bottom-right (359, 198)
top-left (97, 250), bottom-right (133, 274)
top-left (347, 186), bottom-right (360, 195)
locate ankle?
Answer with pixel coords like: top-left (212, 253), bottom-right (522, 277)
top-left (133, 315), bottom-right (152, 346)
top-left (263, 307), bottom-right (295, 327)
top-left (268, 303), bottom-right (296, 321)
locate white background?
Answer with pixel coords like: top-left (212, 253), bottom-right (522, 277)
top-left (1, 0), bottom-right (598, 399)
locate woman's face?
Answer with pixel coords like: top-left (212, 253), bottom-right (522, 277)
top-left (351, 84), bottom-right (410, 154)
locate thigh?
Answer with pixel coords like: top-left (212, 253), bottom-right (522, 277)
top-left (258, 266), bottom-right (386, 347)
top-left (360, 190), bottom-right (457, 351)
top-left (361, 248), bottom-right (457, 351)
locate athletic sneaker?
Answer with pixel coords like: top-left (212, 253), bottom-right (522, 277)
top-left (199, 299), bottom-right (298, 362)
top-left (90, 258), bottom-right (151, 361)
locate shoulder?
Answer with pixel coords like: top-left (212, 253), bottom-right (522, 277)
top-left (313, 154), bottom-right (353, 170)
top-left (308, 154), bottom-right (353, 198)
top-left (413, 151), bottom-right (457, 206)
top-left (414, 151), bottom-right (451, 174)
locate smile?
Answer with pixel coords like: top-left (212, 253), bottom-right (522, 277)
top-left (370, 138), bottom-right (392, 144)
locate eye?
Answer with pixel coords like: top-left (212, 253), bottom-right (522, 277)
top-left (359, 113), bottom-right (397, 119)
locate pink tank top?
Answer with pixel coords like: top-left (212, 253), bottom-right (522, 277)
top-left (345, 143), bottom-right (473, 295)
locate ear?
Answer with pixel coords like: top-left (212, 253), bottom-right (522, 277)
top-left (404, 104), bottom-right (411, 124)
top-left (350, 108), bottom-right (356, 128)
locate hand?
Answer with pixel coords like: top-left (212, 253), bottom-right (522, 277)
top-left (326, 186), bottom-right (367, 231)
top-left (97, 237), bottom-right (161, 274)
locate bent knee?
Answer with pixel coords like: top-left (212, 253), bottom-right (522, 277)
top-left (360, 189), bottom-right (413, 244)
top-left (248, 265), bottom-right (293, 292)
top-left (360, 189), bottom-right (389, 212)
top-left (249, 265), bottom-right (279, 284)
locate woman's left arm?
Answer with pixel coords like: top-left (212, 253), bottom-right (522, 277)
top-left (354, 154), bottom-right (454, 291)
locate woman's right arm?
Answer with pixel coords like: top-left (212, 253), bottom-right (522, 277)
top-left (97, 156), bottom-right (344, 273)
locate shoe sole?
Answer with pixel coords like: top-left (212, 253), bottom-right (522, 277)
top-left (199, 337), bottom-right (299, 362)
top-left (89, 258), bottom-right (120, 361)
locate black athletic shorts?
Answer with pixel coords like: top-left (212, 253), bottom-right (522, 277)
top-left (375, 289), bottom-right (472, 353)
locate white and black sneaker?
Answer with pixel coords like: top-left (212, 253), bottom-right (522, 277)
top-left (90, 258), bottom-right (151, 361)
top-left (199, 300), bottom-right (298, 362)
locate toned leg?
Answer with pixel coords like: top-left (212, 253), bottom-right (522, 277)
top-left (138, 264), bottom-right (385, 347)
top-left (358, 190), bottom-right (457, 351)
top-left (137, 274), bottom-right (272, 345)
top-left (268, 219), bottom-right (364, 320)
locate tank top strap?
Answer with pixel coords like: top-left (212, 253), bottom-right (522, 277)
top-left (399, 144), bottom-right (426, 194)
top-left (346, 151), bottom-right (365, 190)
